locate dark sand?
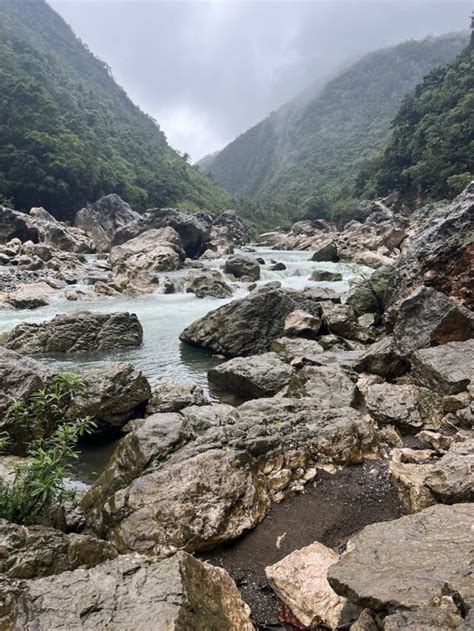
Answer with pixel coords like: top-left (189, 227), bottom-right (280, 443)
top-left (202, 460), bottom-right (406, 629)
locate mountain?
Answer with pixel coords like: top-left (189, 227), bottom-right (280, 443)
top-left (357, 45), bottom-right (473, 204)
top-left (0, 0), bottom-right (229, 220)
top-left (202, 33), bottom-right (468, 220)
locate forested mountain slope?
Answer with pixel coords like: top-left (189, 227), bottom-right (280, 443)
top-left (357, 46), bottom-right (473, 204)
top-left (203, 33), bottom-right (468, 217)
top-left (0, 0), bottom-right (229, 220)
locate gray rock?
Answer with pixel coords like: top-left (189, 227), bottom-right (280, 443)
top-left (285, 365), bottom-right (357, 408)
top-left (4, 311), bottom-right (143, 354)
top-left (146, 381), bottom-right (208, 414)
top-left (311, 241), bottom-right (338, 262)
top-left (0, 519), bottom-right (117, 579)
top-left (109, 227), bottom-right (185, 274)
top-left (411, 340), bottom-right (474, 395)
top-left (328, 504), bottom-right (474, 613)
top-left (224, 254), bottom-right (260, 281)
top-left (392, 286), bottom-right (474, 355)
top-left (5, 281), bottom-right (55, 309)
top-left (0, 207), bottom-right (38, 244)
top-left (271, 337), bottom-right (324, 362)
top-left (208, 210), bottom-right (250, 252)
top-left (321, 303), bottom-right (357, 338)
top-left (353, 337), bottom-right (409, 379)
top-left (310, 270), bottom-right (343, 282)
top-left (284, 309), bottom-right (322, 338)
top-left (3, 552), bottom-right (254, 630)
top-left (180, 285), bottom-right (324, 357)
top-left (208, 352), bottom-right (293, 399)
top-left (66, 363), bottom-right (151, 430)
top-left (185, 270), bottom-right (232, 298)
top-left (304, 286), bottom-right (341, 303)
top-left (346, 267), bottom-right (393, 317)
top-left (30, 207), bottom-right (94, 254)
top-left (74, 194), bottom-right (142, 252)
top-left (425, 438), bottom-right (474, 503)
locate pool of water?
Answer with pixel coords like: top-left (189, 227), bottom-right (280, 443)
top-left (0, 248), bottom-right (367, 390)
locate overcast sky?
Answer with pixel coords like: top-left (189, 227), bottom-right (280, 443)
top-left (49, 0), bottom-right (471, 161)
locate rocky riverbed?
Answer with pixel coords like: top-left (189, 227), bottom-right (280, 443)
top-left (0, 186), bottom-right (473, 630)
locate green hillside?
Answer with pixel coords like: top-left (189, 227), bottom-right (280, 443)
top-left (0, 0), bottom-right (229, 220)
top-left (357, 46), bottom-right (473, 203)
top-left (204, 33), bottom-right (468, 220)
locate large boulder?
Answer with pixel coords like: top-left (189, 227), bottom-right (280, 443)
top-left (311, 241), bottom-right (339, 262)
top-left (66, 363), bottom-right (151, 430)
top-left (224, 254), bottom-right (260, 281)
top-left (185, 270), bottom-right (232, 299)
top-left (2, 552), bottom-right (255, 630)
top-left (74, 194), bottom-right (142, 252)
top-left (208, 352), bottom-right (293, 400)
top-left (146, 381), bottom-right (208, 415)
top-left (208, 210), bottom-right (250, 252)
top-left (180, 285), bottom-right (324, 357)
top-left (388, 183), bottom-right (474, 308)
top-left (112, 207), bottom-right (211, 259)
top-left (0, 348), bottom-right (55, 419)
top-left (3, 311), bottom-right (143, 355)
top-left (392, 286), bottom-right (474, 355)
top-left (411, 339), bottom-right (474, 395)
top-left (328, 504), bottom-right (474, 622)
top-left (265, 542), bottom-right (359, 629)
top-left (0, 207), bottom-right (38, 244)
top-left (109, 227), bottom-right (185, 274)
top-left (4, 281), bottom-right (56, 309)
top-left (81, 400), bottom-right (375, 554)
top-left (0, 519), bottom-right (117, 579)
top-left (353, 336), bottom-right (408, 379)
top-left (29, 207), bottom-right (94, 254)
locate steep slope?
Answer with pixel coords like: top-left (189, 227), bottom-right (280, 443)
top-left (204, 33), bottom-right (468, 216)
top-left (0, 0), bottom-right (229, 220)
top-left (357, 46), bottom-right (473, 204)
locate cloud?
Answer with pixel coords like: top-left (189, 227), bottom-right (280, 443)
top-left (50, 0), bottom-right (471, 160)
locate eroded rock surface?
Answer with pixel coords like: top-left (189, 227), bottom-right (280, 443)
top-left (411, 340), bottom-right (474, 395)
top-left (146, 381), bottom-right (208, 414)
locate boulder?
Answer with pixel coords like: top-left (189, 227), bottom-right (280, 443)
top-left (353, 336), bottom-right (408, 379)
top-left (411, 339), bottom-right (474, 395)
top-left (0, 348), bottom-right (55, 419)
top-left (180, 285), bottom-right (324, 357)
top-left (185, 270), bottom-right (232, 299)
top-left (2, 552), bottom-right (254, 630)
top-left (269, 261), bottom-right (286, 271)
top-left (321, 303), bottom-right (357, 339)
top-left (146, 382), bottom-right (208, 415)
top-left (346, 267), bottom-right (393, 317)
top-left (29, 207), bottom-right (94, 254)
top-left (310, 270), bottom-right (343, 282)
top-left (66, 363), bottom-right (151, 430)
top-left (265, 542), bottom-right (359, 629)
top-left (224, 254), bottom-right (260, 281)
top-left (363, 383), bottom-right (444, 433)
top-left (4, 311), bottom-right (143, 354)
top-left (109, 227), bottom-right (185, 274)
top-left (388, 460), bottom-right (436, 512)
top-left (311, 241), bottom-right (338, 262)
top-left (392, 286), bottom-right (474, 355)
top-left (74, 194), bottom-right (142, 252)
top-left (304, 286), bottom-right (341, 303)
top-left (271, 337), bottom-right (324, 362)
top-left (208, 352), bottom-right (293, 400)
top-left (328, 504), bottom-right (474, 616)
top-left (5, 281), bottom-right (56, 309)
top-left (0, 207), bottom-right (38, 244)
top-left (285, 365), bottom-right (356, 408)
top-left (208, 209), bottom-right (250, 253)
top-left (284, 309), bottom-right (322, 338)
top-left (425, 438), bottom-right (474, 503)
top-left (0, 519), bottom-right (117, 579)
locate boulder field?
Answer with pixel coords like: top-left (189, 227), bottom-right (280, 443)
top-left (0, 184), bottom-right (473, 629)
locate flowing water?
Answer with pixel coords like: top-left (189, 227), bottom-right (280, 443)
top-left (0, 248), bottom-right (367, 390)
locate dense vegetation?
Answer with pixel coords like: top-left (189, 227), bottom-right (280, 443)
top-left (202, 34), bottom-right (468, 223)
top-left (0, 0), bottom-right (229, 220)
top-left (357, 47), bottom-right (473, 203)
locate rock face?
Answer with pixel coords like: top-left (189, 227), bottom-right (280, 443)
top-left (363, 383), bottom-right (444, 433)
top-left (112, 207), bottom-right (211, 259)
top-left (209, 209), bottom-right (250, 251)
top-left (0, 348), bottom-right (55, 419)
top-left (0, 519), bottom-right (117, 579)
top-left (328, 504), bottom-right (474, 621)
top-left (3, 552), bottom-right (255, 630)
top-left (411, 339), bottom-right (474, 395)
top-left (146, 382), bottom-right (208, 414)
top-left (4, 311), bottom-right (143, 354)
top-left (265, 542), bottom-right (359, 629)
top-left (185, 270), bottom-right (232, 299)
top-left (392, 286), bottom-right (474, 355)
top-left (208, 352), bottom-right (293, 399)
top-left (180, 285), bottom-right (324, 357)
top-left (81, 400), bottom-right (375, 555)
top-left (388, 183), bottom-right (474, 308)
top-left (224, 254), bottom-right (260, 281)
top-left (66, 363), bottom-right (151, 430)
top-left (75, 194), bottom-right (142, 252)
top-left (0, 207), bottom-right (38, 244)
top-left (109, 227), bottom-right (185, 274)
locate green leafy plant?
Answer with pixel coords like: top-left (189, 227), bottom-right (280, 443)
top-left (0, 373), bottom-right (96, 525)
